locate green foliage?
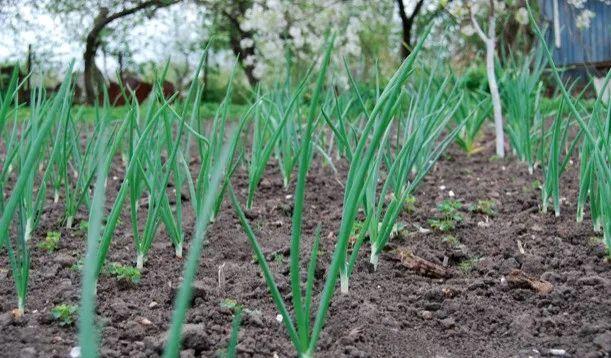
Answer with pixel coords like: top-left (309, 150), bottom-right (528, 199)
top-left (38, 231), bottom-right (61, 252)
top-left (349, 219), bottom-right (367, 244)
top-left (458, 258), bottom-right (479, 274)
top-left (3, 7), bottom-right (608, 357)
top-left (437, 199), bottom-right (462, 215)
top-left (0, 66), bottom-right (75, 316)
top-left (358, 60), bottom-right (466, 272)
top-left (461, 65), bottom-right (488, 92)
top-left (528, 2), bottom-right (611, 254)
top-left (403, 195), bottom-right (417, 213)
top-left (437, 199), bottom-right (463, 221)
top-left (500, 48), bottom-right (546, 172)
top-left (388, 222), bottom-right (407, 239)
top-left (428, 218), bottom-right (456, 232)
top-left (226, 307), bottom-right (243, 358)
top-left (442, 235), bottom-right (460, 247)
top-left (107, 263), bottom-right (141, 284)
top-left (448, 63), bottom-right (493, 155)
top-left (429, 199), bottom-right (463, 232)
top-left (203, 69), bottom-right (251, 105)
top-left (220, 298), bottom-right (243, 312)
top-left (228, 31), bottom-right (441, 356)
top-left (78, 221), bottom-right (89, 233)
top-left (51, 304), bottom-right (78, 326)
top-left (70, 258), bottom-right (84, 272)
top-left (468, 199), bottom-right (496, 216)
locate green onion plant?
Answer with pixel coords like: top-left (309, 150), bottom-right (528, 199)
top-left (229, 30), bottom-right (431, 357)
top-left (0, 67), bottom-right (74, 315)
top-left (501, 48), bottom-right (546, 173)
top-left (528, 2), bottom-right (611, 254)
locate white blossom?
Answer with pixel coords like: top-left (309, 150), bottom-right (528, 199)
top-left (461, 24), bottom-right (475, 37)
top-left (243, 55), bottom-right (256, 66)
top-left (240, 0), bottom-right (371, 82)
top-left (515, 7), bottom-right (529, 25)
top-left (575, 9), bottom-right (595, 29)
top-left (253, 61), bottom-right (266, 79)
top-left (240, 38), bottom-right (254, 49)
top-left (568, 0), bottom-right (587, 9)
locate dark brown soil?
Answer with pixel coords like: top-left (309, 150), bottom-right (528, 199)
top-left (1, 135), bottom-right (610, 358)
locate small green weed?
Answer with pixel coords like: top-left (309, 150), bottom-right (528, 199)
top-left (403, 195), bottom-right (417, 213)
top-left (458, 258), bottom-right (479, 274)
top-left (428, 218), bottom-right (456, 232)
top-left (468, 199), bottom-right (496, 216)
top-left (78, 221), bottom-right (88, 233)
top-left (69, 257), bottom-right (84, 272)
top-left (51, 304), bottom-right (78, 326)
top-left (38, 231), bottom-right (60, 252)
top-left (442, 235), bottom-right (460, 247)
top-left (220, 298), bottom-right (243, 312)
top-left (437, 199), bottom-right (463, 218)
top-left (429, 199), bottom-right (463, 232)
top-left (107, 263), bottom-right (141, 284)
top-left (349, 219), bottom-right (367, 246)
top-left (388, 222), bottom-right (407, 239)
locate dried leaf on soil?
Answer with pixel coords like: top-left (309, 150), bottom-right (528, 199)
top-left (396, 247), bottom-right (453, 278)
top-left (506, 269), bottom-right (553, 294)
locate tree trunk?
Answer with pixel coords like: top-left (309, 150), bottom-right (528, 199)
top-left (229, 31), bottom-right (257, 86)
top-left (485, 3), bottom-right (505, 158)
top-left (26, 44), bottom-right (32, 91)
top-left (486, 36), bottom-right (504, 158)
top-left (471, 1), bottom-right (505, 158)
top-left (396, 0), bottom-right (424, 60)
top-left (221, 1), bottom-right (258, 87)
top-left (84, 31), bottom-right (101, 104)
top-left (400, 17), bottom-right (413, 60)
top-left (84, 7), bottom-right (109, 104)
top-left (82, 2), bottom-right (178, 104)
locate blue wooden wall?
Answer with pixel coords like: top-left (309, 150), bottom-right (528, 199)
top-left (540, 0), bottom-right (611, 67)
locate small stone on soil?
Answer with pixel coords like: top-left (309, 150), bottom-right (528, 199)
top-left (577, 275), bottom-right (608, 287)
top-left (69, 346), bottom-right (80, 358)
top-left (20, 347), bottom-right (37, 358)
top-left (54, 254), bottom-right (75, 267)
top-left (245, 313), bottom-right (264, 327)
top-left (593, 331), bottom-right (611, 351)
top-left (42, 264), bottom-right (60, 278)
top-left (180, 349), bottom-right (196, 358)
top-left (440, 317), bottom-right (456, 329)
top-left (420, 310), bottom-right (433, 320)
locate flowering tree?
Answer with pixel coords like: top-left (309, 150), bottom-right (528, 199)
top-left (446, 0), bottom-right (605, 158)
top-left (395, 0), bottom-right (454, 60)
top-left (567, 0), bottom-right (607, 29)
top-left (40, 0), bottom-right (181, 103)
top-left (232, 0), bottom-right (392, 86)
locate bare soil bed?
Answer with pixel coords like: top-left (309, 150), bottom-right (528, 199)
top-left (1, 138), bottom-right (610, 358)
